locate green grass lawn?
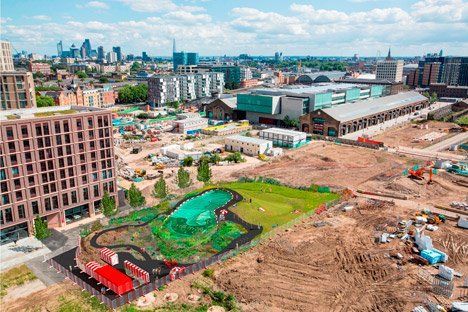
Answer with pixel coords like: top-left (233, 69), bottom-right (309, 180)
top-left (208, 182), bottom-right (340, 232)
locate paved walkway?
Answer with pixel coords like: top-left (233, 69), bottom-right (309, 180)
top-left (0, 237), bottom-right (51, 271)
top-left (343, 102), bottom-right (451, 140)
top-left (424, 132), bottom-right (468, 152)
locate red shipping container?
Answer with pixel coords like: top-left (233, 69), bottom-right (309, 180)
top-left (94, 265), bottom-right (133, 295)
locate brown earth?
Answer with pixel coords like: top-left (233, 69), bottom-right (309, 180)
top-left (211, 198), bottom-right (468, 312)
top-left (372, 121), bottom-right (460, 149)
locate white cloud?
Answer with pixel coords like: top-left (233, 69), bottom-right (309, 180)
top-left (86, 1), bottom-right (109, 9)
top-left (0, 17), bottom-right (12, 24)
top-left (411, 0), bottom-right (468, 23)
top-left (32, 15), bottom-right (51, 21)
top-left (3, 1), bottom-right (468, 56)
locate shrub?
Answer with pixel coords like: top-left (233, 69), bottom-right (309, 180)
top-left (34, 217), bottom-right (51, 240)
top-left (202, 269), bottom-right (214, 279)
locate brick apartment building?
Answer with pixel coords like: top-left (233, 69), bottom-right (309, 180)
top-left (29, 62), bottom-right (52, 76)
top-left (0, 106), bottom-right (117, 244)
top-left (429, 83), bottom-right (468, 99)
top-left (0, 71), bottom-right (37, 110)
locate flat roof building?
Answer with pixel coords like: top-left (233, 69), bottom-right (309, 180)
top-left (300, 92), bottom-right (429, 137)
top-left (0, 106), bottom-right (117, 244)
top-left (236, 83), bottom-right (386, 125)
top-left (0, 41), bottom-right (14, 72)
top-left (259, 128), bottom-right (307, 148)
top-left (1, 71), bottom-right (37, 110)
top-left (225, 135), bottom-right (272, 156)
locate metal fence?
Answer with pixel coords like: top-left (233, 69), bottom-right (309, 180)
top-left (49, 195), bottom-right (342, 309)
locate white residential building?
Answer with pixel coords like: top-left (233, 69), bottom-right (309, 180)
top-left (225, 135), bottom-right (272, 156)
top-left (172, 117), bottom-right (208, 134)
top-left (259, 128), bottom-right (307, 148)
top-left (106, 51), bottom-right (117, 63)
top-left (148, 73), bottom-right (224, 107)
top-left (0, 41), bottom-right (14, 72)
top-left (376, 60), bottom-right (403, 82)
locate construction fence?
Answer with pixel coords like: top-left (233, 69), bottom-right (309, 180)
top-left (48, 195), bottom-right (342, 309)
top-left (309, 134), bottom-right (381, 150)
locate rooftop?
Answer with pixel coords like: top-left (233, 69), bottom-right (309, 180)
top-left (249, 83), bottom-right (365, 97)
top-left (226, 134), bottom-right (271, 145)
top-left (0, 105), bottom-right (106, 121)
top-left (320, 91), bottom-right (427, 122)
top-left (260, 127), bottom-right (307, 137)
top-left (337, 78), bottom-right (402, 85)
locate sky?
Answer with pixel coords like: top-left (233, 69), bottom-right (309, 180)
top-left (1, 0), bottom-right (467, 57)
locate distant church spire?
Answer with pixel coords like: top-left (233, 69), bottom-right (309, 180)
top-left (173, 38), bottom-right (176, 54)
top-left (386, 47), bottom-right (392, 60)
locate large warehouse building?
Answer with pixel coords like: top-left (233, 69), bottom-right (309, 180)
top-left (300, 92), bottom-right (429, 137)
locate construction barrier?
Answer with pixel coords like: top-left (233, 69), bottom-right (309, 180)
top-left (100, 247), bottom-right (119, 265)
top-left (124, 260), bottom-right (150, 284)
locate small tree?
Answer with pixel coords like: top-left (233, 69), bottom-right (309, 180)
top-left (153, 176), bottom-right (167, 198)
top-left (225, 152), bottom-right (244, 163)
top-left (128, 183), bottom-right (146, 208)
top-left (176, 166), bottom-right (191, 188)
top-left (182, 156), bottom-right (194, 167)
top-left (197, 159), bottom-right (212, 183)
top-left (76, 71), bottom-right (88, 79)
top-left (210, 153), bottom-right (221, 164)
top-left (34, 217), bottom-right (51, 240)
top-left (101, 191), bottom-right (117, 217)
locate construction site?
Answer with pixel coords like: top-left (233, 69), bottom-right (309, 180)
top-left (2, 102), bottom-right (467, 312)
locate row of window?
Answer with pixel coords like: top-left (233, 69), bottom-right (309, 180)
top-left (3, 116), bottom-right (111, 141)
top-left (0, 181), bottom-right (115, 225)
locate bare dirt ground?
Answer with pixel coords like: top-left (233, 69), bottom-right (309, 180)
top-left (211, 199), bottom-right (468, 312)
top-left (372, 121), bottom-right (460, 149)
top-left (234, 141), bottom-right (415, 189)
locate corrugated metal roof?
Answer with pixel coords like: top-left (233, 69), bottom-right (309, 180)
top-left (320, 92), bottom-right (427, 122)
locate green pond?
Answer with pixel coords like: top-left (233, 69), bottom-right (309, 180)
top-left (169, 189), bottom-right (232, 227)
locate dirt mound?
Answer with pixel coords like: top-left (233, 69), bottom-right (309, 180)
top-left (216, 210), bottom-right (422, 312)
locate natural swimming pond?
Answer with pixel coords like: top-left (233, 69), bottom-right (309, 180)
top-left (168, 189), bottom-right (232, 229)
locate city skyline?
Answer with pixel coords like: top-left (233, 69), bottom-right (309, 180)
top-left (1, 0), bottom-right (467, 57)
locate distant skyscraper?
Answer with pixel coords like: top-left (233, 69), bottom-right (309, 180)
top-left (80, 43), bottom-right (87, 59)
top-left (439, 49), bottom-right (443, 57)
top-left (112, 46), bottom-right (122, 61)
top-left (142, 51), bottom-right (149, 62)
top-left (173, 38), bottom-right (176, 54)
top-left (57, 40), bottom-right (63, 57)
top-left (386, 47), bottom-right (392, 60)
top-left (83, 39), bottom-right (92, 56)
top-left (187, 52), bottom-right (199, 66)
top-left (274, 51), bottom-right (283, 62)
top-left (70, 44), bottom-right (80, 58)
top-left (173, 52), bottom-right (187, 71)
top-left (97, 46), bottom-right (105, 60)
top-left (107, 51), bottom-right (117, 63)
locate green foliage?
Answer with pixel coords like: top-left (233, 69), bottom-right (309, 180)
top-left (33, 72), bottom-right (44, 79)
top-left (118, 84), bottom-right (148, 103)
top-left (136, 113), bottom-right (150, 119)
top-left (57, 290), bottom-right (108, 312)
top-left (224, 152), bottom-right (244, 163)
top-left (283, 115), bottom-right (299, 128)
top-left (191, 282), bottom-right (238, 311)
top-left (35, 85), bottom-right (61, 91)
top-left (99, 77), bottom-right (109, 83)
top-left (455, 115), bottom-right (468, 126)
top-left (80, 227), bottom-right (91, 238)
top-left (36, 95), bottom-right (56, 107)
top-left (166, 101), bottom-right (180, 109)
top-left (209, 153), bottom-right (221, 164)
top-left (109, 207), bottom-right (160, 225)
top-left (101, 191), bottom-right (117, 217)
top-left (197, 159), bottom-right (212, 183)
top-left (128, 183), bottom-right (146, 208)
top-left (153, 176), bottom-right (168, 198)
top-left (91, 220), bottom-right (103, 232)
top-left (202, 269), bottom-right (214, 279)
top-left (423, 91), bottom-right (438, 104)
top-left (211, 223), bottom-right (246, 251)
top-left (224, 81), bottom-right (240, 90)
top-left (176, 167), bottom-right (191, 189)
top-left (75, 71), bottom-right (88, 79)
top-left (130, 62), bottom-right (141, 71)
top-left (34, 217), bottom-right (51, 240)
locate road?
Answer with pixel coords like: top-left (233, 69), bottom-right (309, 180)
top-left (424, 132), bottom-right (468, 152)
top-left (342, 102), bottom-right (451, 140)
top-left (388, 146), bottom-right (466, 162)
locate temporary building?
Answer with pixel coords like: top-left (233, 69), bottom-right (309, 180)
top-left (124, 260), bottom-right (150, 284)
top-left (100, 247), bottom-right (119, 265)
top-left (94, 265), bottom-right (134, 295)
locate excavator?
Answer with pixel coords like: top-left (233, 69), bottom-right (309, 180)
top-left (406, 162), bottom-right (436, 184)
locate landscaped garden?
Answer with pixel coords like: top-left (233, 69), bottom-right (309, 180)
top-left (85, 180), bottom-right (340, 265)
